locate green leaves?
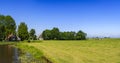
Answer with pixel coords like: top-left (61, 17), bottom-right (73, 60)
top-left (0, 15), bottom-right (16, 40)
top-left (76, 30), bottom-right (87, 40)
top-left (29, 29), bottom-right (36, 40)
top-left (42, 29), bottom-right (52, 40)
top-left (42, 27), bottom-right (87, 40)
top-left (18, 22), bottom-right (29, 41)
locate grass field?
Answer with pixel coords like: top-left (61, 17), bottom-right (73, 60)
top-left (1, 39), bottom-right (120, 63)
top-left (20, 39), bottom-right (120, 63)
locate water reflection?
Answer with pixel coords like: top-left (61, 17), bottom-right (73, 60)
top-left (0, 45), bottom-right (20, 63)
top-left (0, 45), bottom-right (52, 63)
top-left (13, 48), bottom-right (20, 63)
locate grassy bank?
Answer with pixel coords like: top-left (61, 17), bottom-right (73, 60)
top-left (16, 43), bottom-right (43, 59)
top-left (0, 42), bottom-right (50, 63)
top-left (0, 42), bottom-right (15, 45)
top-left (24, 39), bottom-right (120, 63)
top-left (15, 42), bottom-right (53, 63)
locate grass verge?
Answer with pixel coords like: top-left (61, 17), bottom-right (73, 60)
top-left (15, 43), bottom-right (43, 59)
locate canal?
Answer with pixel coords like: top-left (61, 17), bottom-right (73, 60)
top-left (0, 45), bottom-right (20, 63)
top-left (0, 45), bottom-right (52, 63)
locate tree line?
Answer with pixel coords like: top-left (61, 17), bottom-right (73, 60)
top-left (0, 14), bottom-right (36, 41)
top-left (42, 27), bottom-right (87, 40)
top-left (0, 14), bottom-right (87, 41)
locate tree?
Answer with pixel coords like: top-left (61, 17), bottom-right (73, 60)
top-left (5, 16), bottom-right (16, 38)
top-left (76, 30), bottom-right (87, 40)
top-left (67, 31), bottom-right (76, 40)
top-left (42, 27), bottom-right (60, 40)
top-left (42, 29), bottom-right (52, 40)
top-left (0, 15), bottom-right (5, 41)
top-left (59, 32), bottom-right (66, 40)
top-left (0, 25), bottom-right (5, 41)
top-left (42, 27), bottom-right (87, 40)
top-left (59, 31), bottom-right (76, 40)
top-left (51, 27), bottom-right (60, 40)
top-left (33, 35), bottom-right (37, 40)
top-left (0, 15), bottom-right (16, 40)
top-left (18, 22), bottom-right (29, 41)
top-left (29, 29), bottom-right (36, 40)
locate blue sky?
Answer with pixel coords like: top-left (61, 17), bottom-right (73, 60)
top-left (0, 0), bottom-right (120, 37)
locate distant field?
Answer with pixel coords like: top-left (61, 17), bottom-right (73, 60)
top-left (24, 39), bottom-right (120, 63)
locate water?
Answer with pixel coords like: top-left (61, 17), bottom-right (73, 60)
top-left (0, 45), bottom-right (20, 63)
top-left (0, 45), bottom-right (52, 63)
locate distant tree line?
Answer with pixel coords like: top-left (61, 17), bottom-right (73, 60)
top-left (0, 14), bottom-right (87, 41)
top-left (42, 27), bottom-right (87, 40)
top-left (0, 14), bottom-right (37, 41)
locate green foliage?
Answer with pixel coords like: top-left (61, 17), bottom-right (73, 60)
top-left (60, 31), bottom-right (76, 40)
top-left (29, 29), bottom-right (36, 40)
top-left (51, 27), bottom-right (60, 40)
top-left (0, 25), bottom-right (5, 41)
top-left (42, 29), bottom-right (52, 40)
top-left (42, 27), bottom-right (60, 40)
top-left (16, 43), bottom-right (43, 59)
top-left (18, 22), bottom-right (29, 41)
top-left (5, 15), bottom-right (16, 36)
top-left (76, 30), bottom-right (87, 40)
top-left (0, 15), bottom-right (16, 40)
top-left (29, 29), bottom-right (35, 37)
top-left (42, 27), bottom-right (87, 40)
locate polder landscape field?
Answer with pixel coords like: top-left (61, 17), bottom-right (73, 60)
top-left (17, 38), bottom-right (120, 63)
top-left (1, 0), bottom-right (120, 63)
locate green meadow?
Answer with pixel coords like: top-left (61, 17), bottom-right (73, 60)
top-left (1, 39), bottom-right (120, 63)
top-left (19, 39), bottom-right (120, 63)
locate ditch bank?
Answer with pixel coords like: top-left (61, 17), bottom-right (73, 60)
top-left (15, 43), bottom-right (52, 63)
top-left (0, 43), bottom-right (52, 63)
